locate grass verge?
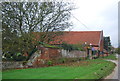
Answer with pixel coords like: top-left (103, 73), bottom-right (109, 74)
top-left (99, 54), bottom-right (117, 60)
top-left (2, 59), bottom-right (116, 79)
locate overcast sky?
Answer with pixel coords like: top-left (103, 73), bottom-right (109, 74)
top-left (65, 0), bottom-right (119, 48)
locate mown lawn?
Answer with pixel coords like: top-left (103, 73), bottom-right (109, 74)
top-left (100, 54), bottom-right (117, 60)
top-left (3, 59), bottom-right (116, 79)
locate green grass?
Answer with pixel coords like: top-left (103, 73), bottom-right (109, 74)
top-left (100, 54), bottom-right (117, 60)
top-left (44, 44), bottom-right (62, 49)
top-left (38, 41), bottom-right (62, 49)
top-left (43, 43), bottom-right (62, 49)
top-left (3, 59), bottom-right (116, 79)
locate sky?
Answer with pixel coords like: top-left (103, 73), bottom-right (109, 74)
top-left (65, 0), bottom-right (119, 48)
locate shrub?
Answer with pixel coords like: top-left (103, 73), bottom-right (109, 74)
top-left (59, 58), bottom-right (66, 63)
top-left (61, 43), bottom-right (84, 51)
top-left (22, 61), bottom-right (28, 65)
top-left (72, 58), bottom-right (78, 62)
top-left (3, 52), bottom-right (14, 61)
top-left (79, 57), bottom-right (85, 60)
top-left (59, 58), bottom-right (79, 63)
top-left (115, 48), bottom-right (120, 54)
top-left (13, 53), bottom-right (26, 61)
top-left (47, 60), bottom-right (53, 66)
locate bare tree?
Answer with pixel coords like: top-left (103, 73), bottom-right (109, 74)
top-left (2, 2), bottom-right (73, 33)
top-left (2, 2), bottom-right (74, 60)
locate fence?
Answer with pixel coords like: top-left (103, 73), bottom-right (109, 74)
top-left (61, 49), bottom-right (87, 58)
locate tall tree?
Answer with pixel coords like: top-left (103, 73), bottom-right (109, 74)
top-left (2, 2), bottom-right (73, 34)
top-left (2, 2), bottom-right (74, 59)
top-left (104, 36), bottom-right (111, 52)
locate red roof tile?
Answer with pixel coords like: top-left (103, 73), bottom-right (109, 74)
top-left (50, 31), bottom-right (102, 45)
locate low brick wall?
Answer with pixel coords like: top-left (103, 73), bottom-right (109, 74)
top-left (31, 48), bottom-right (86, 67)
top-left (2, 47), bottom-right (87, 69)
top-left (32, 47), bottom-right (62, 67)
top-left (2, 61), bottom-right (24, 70)
top-left (38, 47), bottom-right (62, 60)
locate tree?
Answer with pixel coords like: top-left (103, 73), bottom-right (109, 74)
top-left (2, 2), bottom-right (74, 60)
top-left (2, 2), bottom-right (73, 34)
top-left (104, 36), bottom-right (111, 52)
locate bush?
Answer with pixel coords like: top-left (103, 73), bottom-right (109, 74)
top-left (14, 55), bottom-right (26, 61)
top-left (47, 60), bottom-right (53, 66)
top-left (13, 53), bottom-right (26, 61)
top-left (3, 51), bottom-right (27, 61)
top-left (71, 58), bottom-right (78, 62)
top-left (22, 61), bottom-right (28, 65)
top-left (79, 57), bottom-right (85, 60)
top-left (62, 43), bottom-right (84, 51)
top-left (3, 52), bottom-right (14, 61)
top-left (59, 58), bottom-right (80, 63)
top-left (115, 48), bottom-right (120, 54)
top-left (59, 58), bottom-right (66, 63)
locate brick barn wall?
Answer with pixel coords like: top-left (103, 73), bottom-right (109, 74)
top-left (32, 46), bottom-right (87, 66)
top-left (27, 46), bottom-right (87, 67)
top-left (48, 48), bottom-right (62, 59)
top-left (32, 47), bottom-right (62, 66)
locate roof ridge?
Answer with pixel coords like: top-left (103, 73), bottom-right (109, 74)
top-left (63, 31), bottom-right (102, 33)
top-left (64, 31), bottom-right (101, 32)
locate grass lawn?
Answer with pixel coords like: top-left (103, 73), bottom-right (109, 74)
top-left (100, 54), bottom-right (117, 60)
top-left (3, 59), bottom-right (116, 79)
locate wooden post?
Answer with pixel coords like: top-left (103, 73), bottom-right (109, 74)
top-left (89, 50), bottom-right (92, 59)
top-left (86, 48), bottom-right (89, 59)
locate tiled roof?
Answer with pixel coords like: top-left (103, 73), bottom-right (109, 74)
top-left (50, 31), bottom-right (102, 45)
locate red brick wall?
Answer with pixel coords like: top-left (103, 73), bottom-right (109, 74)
top-left (32, 47), bottom-right (61, 66)
top-left (48, 48), bottom-right (62, 59)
